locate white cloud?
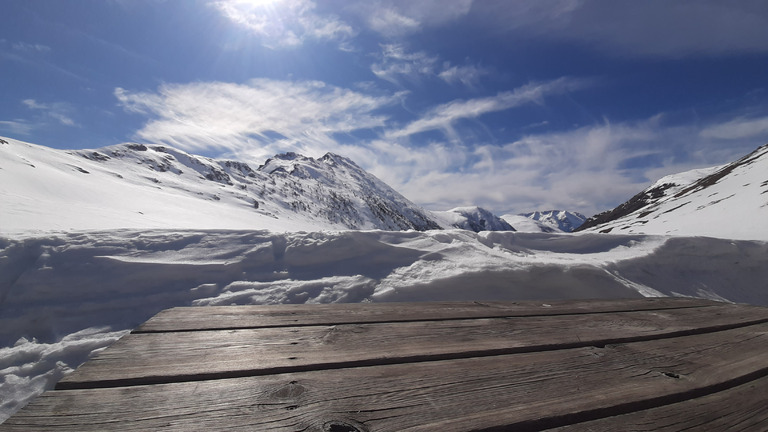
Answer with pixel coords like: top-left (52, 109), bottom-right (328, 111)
top-left (371, 45), bottom-right (492, 89)
top-left (438, 64), bottom-right (488, 87)
top-left (387, 77), bottom-right (590, 141)
top-left (355, 0), bottom-right (474, 37)
top-left (357, 111), bottom-right (766, 216)
top-left (22, 99), bottom-right (77, 127)
top-left (11, 42), bottom-right (51, 53)
top-left (114, 75), bottom-right (768, 217)
top-left (0, 120), bottom-right (33, 135)
top-left (366, 7), bottom-right (421, 37)
top-left (700, 116), bottom-right (768, 140)
top-left (370, 44), bottom-right (439, 85)
top-left (368, 122), bottom-right (659, 215)
top-left (211, 0), bottom-right (355, 48)
top-left (115, 79), bottom-right (394, 158)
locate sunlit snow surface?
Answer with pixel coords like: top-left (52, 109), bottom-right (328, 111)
top-left (2, 138), bottom-right (768, 422)
top-left (580, 144), bottom-right (768, 240)
top-left (2, 229), bottom-right (768, 421)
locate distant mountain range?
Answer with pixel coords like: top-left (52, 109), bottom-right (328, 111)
top-left (576, 143), bottom-right (768, 240)
top-left (3, 136), bottom-right (765, 239)
top-left (522, 210), bottom-right (587, 232)
top-left (432, 206), bottom-right (515, 232)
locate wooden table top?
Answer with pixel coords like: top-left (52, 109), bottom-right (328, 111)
top-left (3, 297), bottom-right (768, 431)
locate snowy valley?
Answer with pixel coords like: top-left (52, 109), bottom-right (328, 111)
top-left (1, 137), bottom-right (768, 422)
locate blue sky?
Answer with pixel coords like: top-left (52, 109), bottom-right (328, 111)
top-left (3, 0), bottom-right (768, 216)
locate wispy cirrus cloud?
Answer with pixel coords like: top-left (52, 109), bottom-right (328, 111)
top-left (386, 77), bottom-right (590, 141)
top-left (115, 79), bottom-right (395, 158)
top-left (364, 113), bottom-right (765, 216)
top-left (114, 76), bottom-right (606, 212)
top-left (0, 120), bottom-right (33, 136)
top-left (371, 43), bottom-right (490, 88)
top-left (114, 74), bottom-right (768, 216)
top-left (0, 98), bottom-right (78, 137)
top-left (11, 42), bottom-right (51, 53)
top-left (211, 0), bottom-right (355, 48)
top-left (438, 64), bottom-right (489, 87)
top-left (22, 99), bottom-right (78, 127)
top-left (365, 7), bottom-right (420, 37)
top-left (371, 44), bottom-right (439, 85)
top-left (354, 0), bottom-right (474, 37)
top-left (699, 116), bottom-right (768, 140)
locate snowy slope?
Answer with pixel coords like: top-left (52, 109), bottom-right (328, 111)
top-left (577, 144), bottom-right (768, 240)
top-left (0, 137), bottom-right (440, 232)
top-left (521, 210), bottom-right (587, 232)
top-left (431, 206), bottom-right (515, 232)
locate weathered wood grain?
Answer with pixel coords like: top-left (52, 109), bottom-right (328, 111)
top-left (135, 298), bottom-right (721, 332)
top-left (547, 374), bottom-right (768, 431)
top-left (57, 303), bottom-right (768, 389)
top-left (5, 323), bottom-right (768, 432)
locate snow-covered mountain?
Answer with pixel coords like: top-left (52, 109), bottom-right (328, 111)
top-left (0, 137), bottom-right (441, 232)
top-left (431, 206), bottom-right (515, 232)
top-left (517, 210), bottom-right (587, 233)
top-left (576, 143), bottom-right (768, 240)
top-left (500, 214), bottom-right (560, 233)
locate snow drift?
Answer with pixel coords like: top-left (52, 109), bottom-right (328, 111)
top-left (2, 229), bottom-right (768, 422)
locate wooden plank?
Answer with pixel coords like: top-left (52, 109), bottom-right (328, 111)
top-left (57, 303), bottom-right (768, 389)
top-left (135, 298), bottom-right (721, 332)
top-left (547, 374), bottom-right (768, 431)
top-left (6, 323), bottom-right (768, 431)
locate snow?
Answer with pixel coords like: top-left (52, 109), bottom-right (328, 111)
top-left (2, 137), bottom-right (768, 423)
top-left (501, 214), bottom-right (560, 233)
top-left (522, 210), bottom-right (587, 232)
top-left (580, 144), bottom-right (768, 240)
top-left (648, 165), bottom-right (723, 191)
top-left (0, 138), bottom-right (319, 232)
top-left (431, 206), bottom-right (514, 231)
top-left (2, 229), bottom-right (768, 422)
top-left (0, 138), bottom-right (438, 233)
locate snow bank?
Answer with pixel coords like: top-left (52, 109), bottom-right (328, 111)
top-left (2, 229), bottom-right (768, 422)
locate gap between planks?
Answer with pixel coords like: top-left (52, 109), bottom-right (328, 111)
top-left (133, 298), bottom-right (723, 333)
top-left (57, 304), bottom-right (768, 390)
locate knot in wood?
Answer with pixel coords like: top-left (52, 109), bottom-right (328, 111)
top-left (270, 380), bottom-right (306, 399)
top-left (323, 420), bottom-right (368, 432)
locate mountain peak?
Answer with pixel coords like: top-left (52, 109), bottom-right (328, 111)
top-left (576, 143), bottom-right (768, 240)
top-left (0, 137), bottom-right (442, 232)
top-left (432, 206), bottom-right (515, 232)
top-left (521, 210), bottom-right (587, 232)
